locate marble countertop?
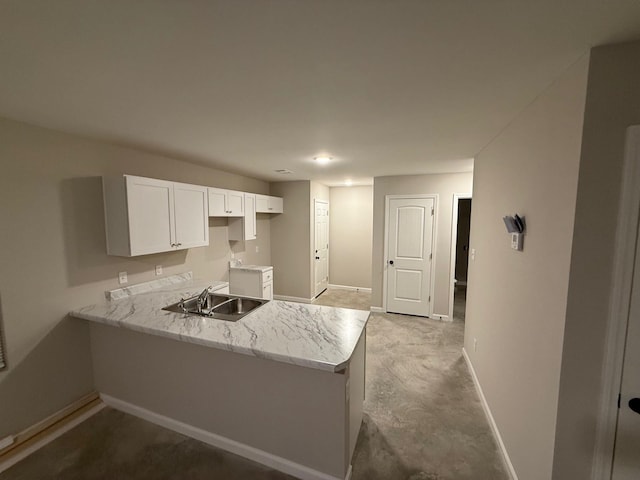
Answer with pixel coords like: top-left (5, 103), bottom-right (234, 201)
top-left (229, 264), bottom-right (273, 273)
top-left (70, 274), bottom-right (369, 373)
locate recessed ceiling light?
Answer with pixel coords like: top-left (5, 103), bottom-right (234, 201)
top-left (313, 156), bottom-right (332, 165)
top-left (344, 179), bottom-right (353, 186)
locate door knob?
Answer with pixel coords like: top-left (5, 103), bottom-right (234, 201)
top-left (630, 398), bottom-right (640, 414)
top-left (389, 260), bottom-right (394, 265)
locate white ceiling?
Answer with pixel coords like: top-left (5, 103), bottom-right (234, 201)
top-left (1, 1), bottom-right (640, 186)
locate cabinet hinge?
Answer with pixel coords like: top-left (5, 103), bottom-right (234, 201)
top-left (431, 207), bottom-right (434, 216)
top-left (429, 253), bottom-right (432, 260)
top-left (428, 295), bottom-right (431, 302)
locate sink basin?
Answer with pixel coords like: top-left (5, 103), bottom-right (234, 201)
top-left (162, 292), bottom-right (268, 321)
top-left (211, 298), bottom-right (263, 316)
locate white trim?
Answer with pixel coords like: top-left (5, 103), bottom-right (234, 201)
top-left (369, 306), bottom-right (384, 313)
top-left (327, 284), bottom-right (372, 293)
top-left (382, 194), bottom-right (438, 316)
top-left (449, 193), bottom-right (472, 321)
top-left (0, 403), bottom-right (105, 474)
top-left (101, 394), bottom-right (348, 480)
top-left (273, 294), bottom-right (313, 304)
top-left (592, 125), bottom-right (640, 480)
top-left (462, 348), bottom-right (518, 480)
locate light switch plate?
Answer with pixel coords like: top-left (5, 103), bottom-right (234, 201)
top-left (118, 271), bottom-right (128, 284)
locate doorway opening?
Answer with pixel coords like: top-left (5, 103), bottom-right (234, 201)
top-left (449, 195), bottom-right (472, 322)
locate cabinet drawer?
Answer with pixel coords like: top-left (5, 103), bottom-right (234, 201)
top-left (262, 270), bottom-right (273, 283)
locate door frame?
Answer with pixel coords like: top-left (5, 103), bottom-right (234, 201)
top-left (382, 194), bottom-right (438, 316)
top-left (593, 125), bottom-right (640, 479)
top-left (313, 199), bottom-right (330, 299)
top-left (448, 193), bottom-right (472, 321)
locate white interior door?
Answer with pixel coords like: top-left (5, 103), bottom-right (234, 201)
top-left (612, 225), bottom-right (640, 479)
top-left (386, 197), bottom-right (435, 316)
top-left (314, 200), bottom-right (329, 297)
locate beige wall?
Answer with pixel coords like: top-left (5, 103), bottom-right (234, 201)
top-left (554, 42), bottom-right (640, 479)
top-left (464, 55), bottom-right (589, 480)
top-left (0, 116), bottom-right (270, 438)
top-left (270, 181), bottom-right (311, 299)
top-left (329, 186), bottom-right (373, 289)
top-left (371, 173), bottom-right (473, 315)
top-left (270, 180), bottom-right (331, 300)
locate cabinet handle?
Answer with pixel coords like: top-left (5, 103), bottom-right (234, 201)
top-left (176, 243), bottom-right (182, 247)
top-left (268, 207), bottom-right (273, 210)
top-left (171, 243), bottom-right (175, 247)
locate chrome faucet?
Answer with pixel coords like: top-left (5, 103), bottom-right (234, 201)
top-left (196, 286), bottom-right (211, 312)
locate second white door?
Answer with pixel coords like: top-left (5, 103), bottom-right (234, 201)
top-left (386, 196), bottom-right (435, 316)
top-left (314, 200), bottom-right (329, 297)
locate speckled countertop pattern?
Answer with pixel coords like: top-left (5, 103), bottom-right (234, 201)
top-left (71, 275), bottom-right (369, 373)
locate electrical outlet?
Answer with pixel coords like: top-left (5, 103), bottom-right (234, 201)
top-left (471, 248), bottom-right (476, 261)
top-left (255, 246), bottom-right (259, 253)
top-left (474, 338), bottom-right (478, 352)
top-left (155, 265), bottom-right (163, 276)
top-left (118, 271), bottom-right (128, 284)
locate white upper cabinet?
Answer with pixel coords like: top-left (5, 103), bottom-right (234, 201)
top-left (173, 182), bottom-right (210, 249)
top-left (208, 188), bottom-right (244, 217)
top-left (256, 194), bottom-right (284, 214)
top-left (103, 175), bottom-right (209, 257)
top-left (229, 193), bottom-right (257, 241)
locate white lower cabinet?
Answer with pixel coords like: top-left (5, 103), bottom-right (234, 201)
top-left (103, 175), bottom-right (209, 256)
top-left (229, 267), bottom-right (273, 300)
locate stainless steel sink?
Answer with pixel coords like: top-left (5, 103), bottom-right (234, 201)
top-left (162, 291), bottom-right (268, 321)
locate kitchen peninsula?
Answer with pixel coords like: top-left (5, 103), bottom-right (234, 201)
top-left (71, 273), bottom-right (368, 480)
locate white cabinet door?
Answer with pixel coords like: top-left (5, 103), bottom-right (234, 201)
top-left (227, 190), bottom-right (244, 216)
top-left (228, 193), bottom-right (257, 241)
top-left (208, 188), bottom-right (244, 217)
top-left (256, 194), bottom-right (284, 213)
top-left (269, 196), bottom-right (284, 213)
top-left (245, 193), bottom-right (256, 240)
top-left (208, 188), bottom-right (228, 216)
top-left (126, 176), bottom-right (175, 256)
top-left (174, 182), bottom-right (209, 250)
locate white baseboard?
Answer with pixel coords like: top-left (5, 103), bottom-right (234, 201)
top-left (328, 284), bottom-right (372, 293)
top-left (0, 403), bottom-right (105, 474)
top-left (273, 295), bottom-right (313, 304)
top-left (101, 394), bottom-right (349, 480)
top-left (462, 349), bottom-right (518, 480)
top-left (369, 306), bottom-right (384, 313)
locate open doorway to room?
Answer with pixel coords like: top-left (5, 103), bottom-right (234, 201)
top-left (450, 195), bottom-right (472, 321)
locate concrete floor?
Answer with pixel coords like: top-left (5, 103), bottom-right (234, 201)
top-left (2, 288), bottom-right (508, 480)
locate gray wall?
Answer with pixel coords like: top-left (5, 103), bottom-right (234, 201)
top-left (554, 41), bottom-right (640, 479)
top-left (0, 116), bottom-right (270, 439)
top-left (464, 55), bottom-right (589, 480)
top-left (372, 173), bottom-right (473, 316)
top-left (270, 180), bottom-right (330, 300)
top-left (270, 181), bottom-right (311, 300)
top-left (329, 186), bottom-right (373, 289)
